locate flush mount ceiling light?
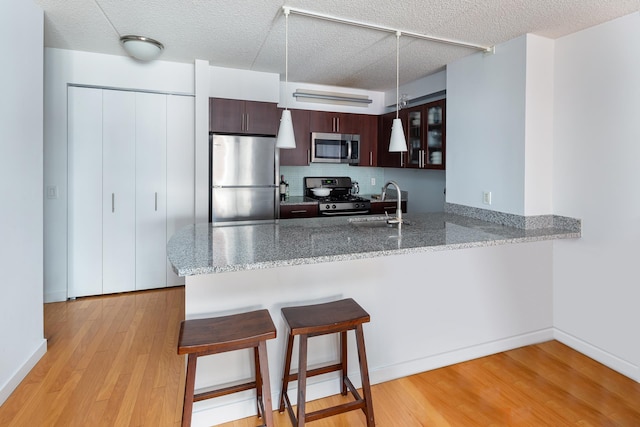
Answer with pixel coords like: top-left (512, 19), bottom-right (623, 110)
top-left (276, 8), bottom-right (296, 149)
top-left (120, 35), bottom-right (164, 61)
top-left (389, 31), bottom-right (408, 153)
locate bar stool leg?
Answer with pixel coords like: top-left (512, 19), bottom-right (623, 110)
top-left (296, 334), bottom-right (308, 427)
top-left (278, 333), bottom-right (295, 412)
top-left (340, 330), bottom-right (348, 395)
top-left (254, 347), bottom-right (263, 418)
top-left (355, 324), bottom-right (375, 427)
top-left (182, 353), bottom-right (198, 427)
top-left (257, 340), bottom-right (274, 427)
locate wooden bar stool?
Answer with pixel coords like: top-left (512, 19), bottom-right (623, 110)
top-left (278, 298), bottom-right (375, 426)
top-left (177, 309), bottom-right (276, 427)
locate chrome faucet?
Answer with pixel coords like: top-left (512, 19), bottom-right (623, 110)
top-left (381, 181), bottom-right (403, 226)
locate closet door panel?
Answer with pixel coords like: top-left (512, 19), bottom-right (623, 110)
top-left (135, 92), bottom-right (168, 290)
top-left (67, 86), bottom-right (103, 298)
top-left (102, 90), bottom-right (136, 294)
top-left (166, 95), bottom-right (195, 287)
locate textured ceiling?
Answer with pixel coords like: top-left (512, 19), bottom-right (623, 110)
top-left (34, 0), bottom-right (639, 92)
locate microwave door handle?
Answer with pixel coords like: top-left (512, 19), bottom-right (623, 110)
top-left (347, 140), bottom-right (352, 162)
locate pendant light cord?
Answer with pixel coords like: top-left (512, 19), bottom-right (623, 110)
top-left (284, 8), bottom-right (290, 111)
top-left (396, 31), bottom-right (401, 119)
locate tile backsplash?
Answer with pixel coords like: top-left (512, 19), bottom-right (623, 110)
top-left (280, 164), bottom-right (385, 196)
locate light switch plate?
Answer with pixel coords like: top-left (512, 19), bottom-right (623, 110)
top-left (46, 185), bottom-right (58, 199)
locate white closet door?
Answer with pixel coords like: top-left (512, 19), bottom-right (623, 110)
top-left (166, 95), bottom-right (195, 287)
top-left (103, 90), bottom-right (136, 294)
top-left (68, 86), bottom-right (103, 298)
top-left (135, 92), bottom-right (168, 290)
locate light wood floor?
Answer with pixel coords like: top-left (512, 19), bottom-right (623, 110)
top-left (1, 287), bottom-right (639, 426)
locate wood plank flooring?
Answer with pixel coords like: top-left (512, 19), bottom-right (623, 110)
top-left (1, 286), bottom-right (638, 426)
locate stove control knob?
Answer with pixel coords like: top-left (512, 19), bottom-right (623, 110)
top-left (325, 204), bottom-right (331, 210)
top-left (355, 203), bottom-right (361, 208)
top-left (332, 204), bottom-right (336, 209)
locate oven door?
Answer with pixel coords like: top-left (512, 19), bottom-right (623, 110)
top-left (311, 133), bottom-right (353, 164)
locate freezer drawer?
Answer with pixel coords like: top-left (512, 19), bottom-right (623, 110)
top-left (211, 187), bottom-right (277, 223)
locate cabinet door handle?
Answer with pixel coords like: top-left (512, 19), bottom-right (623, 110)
top-left (112, 193), bottom-right (115, 213)
top-left (155, 192), bottom-right (158, 211)
top-left (245, 113), bottom-right (249, 131)
top-left (336, 117), bottom-right (340, 133)
top-left (307, 149), bottom-right (310, 164)
top-left (369, 151), bottom-right (373, 166)
top-left (291, 210), bottom-right (307, 214)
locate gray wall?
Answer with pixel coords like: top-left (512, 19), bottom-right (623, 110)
top-left (0, 0), bottom-right (46, 404)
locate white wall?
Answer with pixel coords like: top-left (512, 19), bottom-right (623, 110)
top-left (43, 48), bottom-right (195, 302)
top-left (446, 36), bottom-right (527, 215)
top-left (0, 0), bottom-right (47, 405)
top-left (210, 65), bottom-right (280, 103)
top-left (524, 36), bottom-right (555, 215)
top-left (185, 240), bottom-right (554, 425)
top-left (552, 12), bottom-right (640, 381)
top-left (446, 34), bottom-right (556, 216)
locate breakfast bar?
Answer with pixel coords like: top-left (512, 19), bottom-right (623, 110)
top-left (168, 212), bottom-right (580, 426)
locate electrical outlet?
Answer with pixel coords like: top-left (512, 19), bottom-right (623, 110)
top-left (371, 178), bottom-right (376, 186)
top-left (482, 191), bottom-right (492, 205)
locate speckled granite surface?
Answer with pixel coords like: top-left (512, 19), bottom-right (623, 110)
top-left (445, 203), bottom-right (581, 231)
top-left (167, 212), bottom-right (581, 277)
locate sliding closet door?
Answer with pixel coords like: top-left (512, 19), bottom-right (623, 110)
top-left (67, 86), bottom-right (103, 298)
top-left (102, 90), bottom-right (136, 294)
top-left (135, 92), bottom-right (168, 290)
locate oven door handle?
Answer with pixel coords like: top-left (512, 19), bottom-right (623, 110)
top-left (322, 210), bottom-right (370, 216)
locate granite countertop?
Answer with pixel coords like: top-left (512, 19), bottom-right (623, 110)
top-left (167, 212), bottom-right (580, 277)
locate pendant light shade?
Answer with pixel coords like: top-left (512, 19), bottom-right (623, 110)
top-left (120, 35), bottom-right (164, 61)
top-left (276, 110), bottom-right (296, 148)
top-left (389, 118), bottom-right (407, 152)
top-left (276, 8), bottom-right (296, 149)
top-left (389, 31), bottom-right (407, 153)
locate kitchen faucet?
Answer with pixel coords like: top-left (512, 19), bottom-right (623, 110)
top-left (381, 181), bottom-right (403, 226)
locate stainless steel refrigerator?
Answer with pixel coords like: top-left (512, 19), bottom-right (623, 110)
top-left (209, 134), bottom-right (279, 224)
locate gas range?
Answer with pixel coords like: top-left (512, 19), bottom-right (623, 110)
top-left (304, 177), bottom-right (371, 216)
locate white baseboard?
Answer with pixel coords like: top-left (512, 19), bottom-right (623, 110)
top-left (369, 328), bottom-right (554, 385)
top-left (0, 339), bottom-right (48, 406)
top-left (190, 328), bottom-right (554, 426)
top-left (554, 329), bottom-right (639, 382)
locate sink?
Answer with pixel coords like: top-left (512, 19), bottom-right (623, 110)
top-left (348, 217), bottom-right (411, 228)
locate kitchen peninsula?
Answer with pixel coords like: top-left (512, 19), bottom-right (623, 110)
top-left (168, 211), bottom-right (580, 425)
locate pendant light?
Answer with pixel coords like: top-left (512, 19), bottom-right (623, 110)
top-left (389, 31), bottom-right (407, 153)
top-left (276, 8), bottom-right (296, 149)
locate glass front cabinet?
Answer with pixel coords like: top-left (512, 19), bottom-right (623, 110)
top-left (404, 99), bottom-right (446, 170)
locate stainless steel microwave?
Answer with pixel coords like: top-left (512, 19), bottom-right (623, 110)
top-left (310, 132), bottom-right (360, 164)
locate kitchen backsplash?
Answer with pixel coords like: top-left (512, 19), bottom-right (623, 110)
top-left (281, 164), bottom-right (385, 196)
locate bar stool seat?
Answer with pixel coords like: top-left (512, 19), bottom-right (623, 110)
top-left (278, 298), bottom-right (375, 426)
top-left (177, 309), bottom-right (276, 427)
